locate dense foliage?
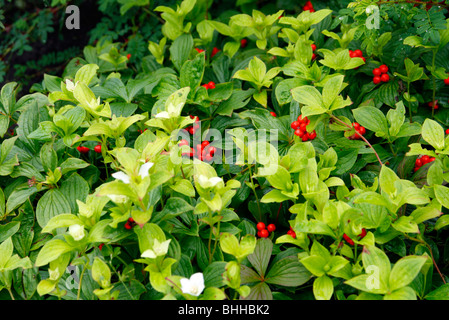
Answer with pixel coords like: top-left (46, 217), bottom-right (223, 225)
top-left (1, 0), bottom-right (449, 301)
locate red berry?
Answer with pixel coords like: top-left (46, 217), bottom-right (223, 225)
top-left (353, 49), bottom-right (363, 57)
top-left (207, 81), bottom-right (216, 89)
top-left (380, 74), bottom-right (390, 82)
top-left (294, 129), bottom-right (302, 137)
top-left (353, 122), bottom-right (360, 130)
top-left (301, 135), bottom-right (308, 142)
top-left (291, 121), bottom-right (300, 129)
top-left (446, 129), bottom-right (449, 135)
top-left (415, 158), bottom-right (423, 167)
top-left (297, 115), bottom-right (303, 122)
top-left (124, 222), bottom-right (132, 230)
top-left (343, 233), bottom-right (354, 246)
top-left (373, 68), bottom-right (382, 76)
top-left (311, 44), bottom-right (317, 51)
top-left (308, 130), bottom-right (317, 140)
top-left (256, 222), bottom-right (266, 231)
top-left (299, 122), bottom-right (308, 131)
top-left (179, 139), bottom-right (189, 147)
top-left (259, 229), bottom-right (269, 238)
top-left (358, 228), bottom-right (367, 239)
top-left (311, 53), bottom-right (317, 60)
top-left (358, 126), bottom-right (366, 135)
top-left (422, 155), bottom-right (430, 164)
top-left (201, 141), bottom-right (210, 148)
top-left (94, 144), bottom-right (102, 153)
top-left (349, 50), bottom-right (356, 58)
top-left (287, 229), bottom-right (296, 238)
top-left (430, 157), bottom-right (436, 162)
top-left (208, 146), bottom-right (217, 156)
top-left (211, 47), bottom-right (220, 58)
top-left (379, 64), bottom-right (389, 74)
top-left (373, 76), bottom-right (381, 84)
top-left (267, 224), bottom-right (276, 233)
top-left (270, 111), bottom-right (277, 117)
top-left (444, 78), bottom-right (449, 85)
top-left (99, 243), bottom-right (104, 250)
top-left (127, 54), bottom-right (131, 60)
top-left (240, 39), bottom-right (248, 48)
top-left (414, 167), bottom-right (419, 172)
top-left (195, 48), bottom-right (205, 53)
top-left (77, 146), bottom-right (89, 154)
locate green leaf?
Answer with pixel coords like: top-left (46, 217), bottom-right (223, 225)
top-left (389, 255), bottom-right (427, 292)
top-left (435, 185), bottom-right (449, 209)
top-left (353, 106), bottom-right (388, 138)
top-left (361, 245), bottom-right (390, 294)
top-left (247, 238), bottom-right (272, 277)
top-left (59, 173), bottom-right (90, 213)
top-left (35, 239), bottom-right (73, 267)
top-left (266, 256), bottom-right (311, 287)
top-left (36, 189), bottom-right (72, 229)
top-left (180, 52), bottom-right (205, 90)
top-left (425, 284), bottom-right (449, 300)
top-left (170, 34), bottom-right (194, 72)
top-left (0, 222), bottom-right (20, 243)
top-left (41, 214), bottom-right (84, 234)
top-left (383, 286), bottom-right (417, 300)
top-left (421, 119), bottom-right (445, 150)
top-left (313, 275), bottom-right (334, 300)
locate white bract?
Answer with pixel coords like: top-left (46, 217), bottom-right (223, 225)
top-left (68, 224), bottom-right (85, 241)
top-left (197, 175), bottom-right (223, 189)
top-left (180, 272), bottom-right (205, 297)
top-left (112, 162), bottom-right (154, 184)
top-left (65, 79), bottom-right (78, 92)
top-left (141, 239), bottom-right (171, 259)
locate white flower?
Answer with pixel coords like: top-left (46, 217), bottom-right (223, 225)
top-left (107, 194), bottom-right (129, 204)
top-left (141, 239), bottom-right (171, 259)
top-left (48, 268), bottom-right (60, 280)
top-left (65, 79), bottom-right (78, 92)
top-left (68, 224), bottom-right (85, 241)
top-left (197, 175), bottom-right (223, 189)
top-left (138, 162), bottom-right (154, 179)
top-left (155, 111), bottom-right (170, 119)
top-left (180, 273), bottom-right (205, 297)
top-left (111, 162), bottom-right (154, 184)
top-left (112, 171), bottom-right (131, 184)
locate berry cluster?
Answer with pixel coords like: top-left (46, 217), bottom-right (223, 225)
top-left (343, 228), bottom-right (367, 246)
top-left (414, 155), bottom-right (436, 172)
top-left (303, 1), bottom-right (315, 12)
top-left (348, 122), bottom-right (366, 140)
top-left (287, 226), bottom-right (296, 239)
top-left (124, 217), bottom-right (136, 230)
top-left (202, 81), bottom-right (216, 89)
top-left (291, 115), bottom-right (317, 142)
top-left (372, 65), bottom-right (389, 84)
top-left (179, 138), bottom-right (217, 162)
top-left (256, 222), bottom-right (276, 238)
top-left (348, 49), bottom-right (366, 63)
top-left (77, 145), bottom-right (89, 154)
top-left (427, 100), bottom-right (439, 110)
top-left (185, 115), bottom-right (200, 135)
top-left (311, 43), bottom-right (317, 60)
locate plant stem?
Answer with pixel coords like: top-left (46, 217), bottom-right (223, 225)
top-left (330, 115), bottom-right (383, 166)
top-left (403, 234), bottom-right (447, 285)
top-left (248, 163), bottom-right (263, 222)
top-left (77, 261), bottom-right (88, 300)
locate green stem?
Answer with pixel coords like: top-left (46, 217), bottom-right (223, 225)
top-left (248, 163), bottom-right (263, 222)
top-left (431, 49), bottom-right (437, 120)
top-left (407, 81), bottom-right (413, 123)
top-left (77, 260), bottom-right (89, 300)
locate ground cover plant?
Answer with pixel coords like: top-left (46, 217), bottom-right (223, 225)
top-left (1, 0), bottom-right (449, 301)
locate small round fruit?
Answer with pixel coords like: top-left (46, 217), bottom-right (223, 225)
top-left (379, 64), bottom-right (388, 74)
top-left (294, 129), bottom-right (302, 137)
top-left (267, 224), bottom-right (276, 232)
top-left (259, 229), bottom-right (269, 238)
top-left (308, 130), bottom-right (317, 140)
top-left (380, 73), bottom-right (390, 82)
top-left (415, 158), bottom-right (422, 167)
top-left (444, 77), bottom-right (449, 85)
top-left (291, 121), bottom-right (300, 129)
top-left (353, 49), bottom-right (363, 57)
top-left (446, 128), bottom-right (449, 135)
top-left (311, 43), bottom-right (317, 51)
top-left (94, 144), bottom-right (102, 153)
top-left (240, 38), bottom-right (248, 48)
top-left (353, 122), bottom-right (360, 130)
top-left (201, 141), bottom-right (210, 148)
top-left (421, 155), bottom-right (430, 163)
top-left (256, 222), bottom-right (266, 231)
top-left (270, 111), bottom-right (277, 117)
top-left (358, 126), bottom-right (366, 135)
top-left (373, 76), bottom-right (381, 84)
top-left (372, 68), bottom-right (382, 76)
